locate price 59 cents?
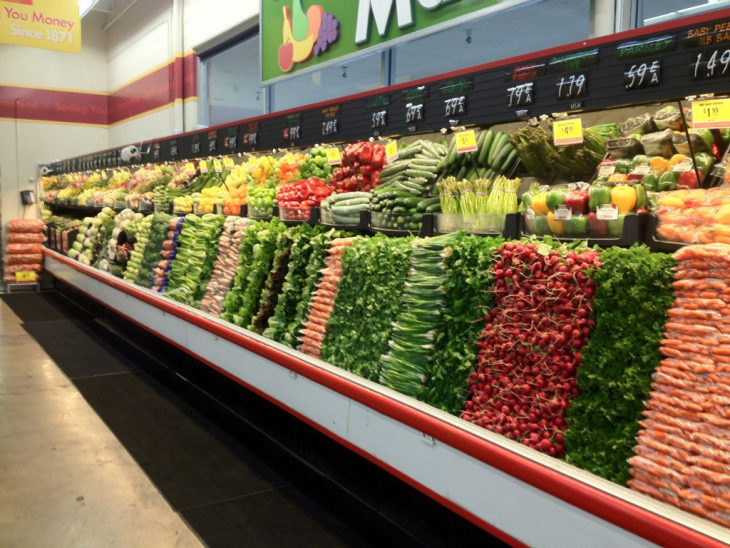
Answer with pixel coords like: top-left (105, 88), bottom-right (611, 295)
top-left (625, 61), bottom-right (660, 90)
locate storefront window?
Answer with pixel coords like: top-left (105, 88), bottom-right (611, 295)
top-left (640, 0), bottom-right (730, 26)
top-left (202, 36), bottom-right (263, 126)
top-left (393, 0), bottom-right (591, 84)
top-left (270, 52), bottom-right (385, 112)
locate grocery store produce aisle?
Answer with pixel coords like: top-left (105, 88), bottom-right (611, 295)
top-left (0, 293), bottom-right (204, 548)
top-left (2, 290), bottom-right (502, 548)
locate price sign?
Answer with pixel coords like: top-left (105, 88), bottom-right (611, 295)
top-left (322, 119), bottom-right (339, 136)
top-left (596, 204), bottom-right (619, 221)
top-left (556, 74), bottom-right (587, 100)
top-left (243, 133), bottom-right (258, 146)
top-left (633, 164), bottom-right (651, 175)
top-left (692, 48), bottom-right (730, 80)
top-left (553, 117), bottom-right (583, 146)
top-left (444, 96), bottom-right (466, 118)
top-left (214, 159), bottom-right (223, 173)
top-left (101, 171), bottom-right (107, 179)
top-left (326, 148), bottom-right (342, 165)
top-left (183, 163), bottom-right (195, 175)
top-left (223, 158), bottom-right (235, 169)
top-left (199, 161), bottom-right (208, 174)
top-left (372, 110), bottom-right (387, 129)
top-left (673, 159), bottom-right (694, 172)
top-left (405, 103), bottom-right (424, 124)
top-left (554, 206), bottom-right (572, 221)
top-left (598, 165), bottom-right (615, 177)
top-left (285, 153), bottom-right (297, 168)
top-left (455, 130), bottom-right (478, 154)
top-left (692, 98), bottom-right (730, 129)
top-left (249, 156), bottom-right (258, 168)
top-left (209, 139), bottom-right (217, 152)
top-left (191, 142), bottom-right (201, 155)
top-left (385, 141), bottom-right (399, 163)
top-left (624, 61), bottom-right (661, 90)
top-left (507, 83), bottom-right (533, 108)
top-left (15, 271), bottom-right (36, 283)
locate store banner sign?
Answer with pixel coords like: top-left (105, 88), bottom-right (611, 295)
top-left (0, 0), bottom-right (81, 54)
top-left (261, 0), bottom-right (533, 84)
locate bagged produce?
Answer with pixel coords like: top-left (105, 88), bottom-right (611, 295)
top-left (8, 232), bottom-right (45, 243)
top-left (8, 219), bottom-right (46, 233)
top-left (607, 137), bottom-right (644, 159)
top-left (673, 132), bottom-right (709, 155)
top-left (5, 263), bottom-right (43, 273)
top-left (8, 243), bottom-right (42, 254)
top-left (641, 129), bottom-right (675, 158)
top-left (6, 254), bottom-right (42, 265)
top-left (620, 113), bottom-right (656, 137)
top-left (654, 105), bottom-right (684, 132)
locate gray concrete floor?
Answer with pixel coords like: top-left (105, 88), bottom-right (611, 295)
top-left (0, 302), bottom-right (205, 548)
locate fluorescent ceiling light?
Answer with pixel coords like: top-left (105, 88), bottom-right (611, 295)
top-left (79, 0), bottom-right (97, 18)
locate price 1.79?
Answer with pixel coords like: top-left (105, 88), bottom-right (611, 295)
top-left (507, 83), bottom-right (533, 108)
top-left (692, 49), bottom-right (730, 80)
top-left (556, 74), bottom-right (586, 101)
top-left (625, 61), bottom-right (660, 90)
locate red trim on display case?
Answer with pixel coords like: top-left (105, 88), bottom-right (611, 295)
top-left (44, 248), bottom-right (729, 548)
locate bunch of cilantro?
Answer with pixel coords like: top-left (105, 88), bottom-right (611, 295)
top-left (564, 245), bottom-right (676, 485)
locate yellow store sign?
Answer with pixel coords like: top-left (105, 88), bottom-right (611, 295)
top-left (0, 0), bottom-right (81, 53)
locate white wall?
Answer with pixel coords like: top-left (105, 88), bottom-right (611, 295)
top-left (0, 11), bottom-right (109, 226)
top-left (183, 0), bottom-right (258, 51)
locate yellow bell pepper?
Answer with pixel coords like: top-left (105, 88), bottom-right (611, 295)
top-left (547, 211), bottom-right (565, 235)
top-left (717, 204), bottom-right (730, 225)
top-left (531, 192), bottom-right (549, 215)
top-left (611, 185), bottom-right (637, 214)
top-left (650, 156), bottom-right (670, 173)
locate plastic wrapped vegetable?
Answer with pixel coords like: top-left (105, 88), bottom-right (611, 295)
top-left (620, 113), bottom-right (657, 137)
top-left (654, 105), bottom-right (684, 132)
top-left (607, 137), bottom-right (644, 159)
top-left (673, 132), bottom-right (709, 155)
top-left (641, 129), bottom-right (675, 158)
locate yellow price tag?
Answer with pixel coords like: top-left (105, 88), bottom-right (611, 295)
top-left (15, 271), bottom-right (36, 283)
top-left (154, 165), bottom-right (163, 173)
top-left (184, 162), bottom-right (196, 174)
top-left (101, 171), bottom-right (107, 179)
top-left (553, 118), bottom-right (584, 146)
top-left (326, 148), bottom-right (342, 165)
top-left (214, 159), bottom-right (223, 173)
top-left (692, 98), bottom-right (730, 129)
top-left (199, 161), bottom-right (209, 174)
top-left (249, 156), bottom-right (258, 168)
top-left (223, 158), bottom-right (235, 169)
top-left (285, 153), bottom-right (297, 168)
top-left (455, 130), bottom-right (478, 154)
top-left (385, 141), bottom-right (399, 163)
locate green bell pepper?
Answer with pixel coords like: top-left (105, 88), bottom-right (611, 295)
top-left (630, 155), bottom-right (652, 171)
top-left (546, 189), bottom-right (568, 212)
top-left (658, 171), bottom-right (679, 191)
top-left (608, 213), bottom-right (627, 237)
top-left (589, 185), bottom-right (612, 211)
top-left (695, 129), bottom-right (715, 150)
top-left (534, 215), bottom-right (551, 236)
top-left (565, 215), bottom-right (589, 236)
top-left (614, 158), bottom-right (632, 174)
top-left (635, 183), bottom-right (647, 209)
top-left (641, 172), bottom-right (659, 192)
top-left (694, 151), bottom-right (715, 176)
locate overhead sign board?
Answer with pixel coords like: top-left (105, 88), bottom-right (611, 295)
top-left (0, 0), bottom-right (81, 53)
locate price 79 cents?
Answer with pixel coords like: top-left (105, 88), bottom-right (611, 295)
top-left (507, 83), bottom-right (533, 108)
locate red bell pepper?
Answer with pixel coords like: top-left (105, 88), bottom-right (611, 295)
top-left (588, 212), bottom-right (609, 237)
top-left (372, 145), bottom-right (385, 168)
top-left (677, 169), bottom-right (701, 190)
top-left (360, 142), bottom-right (373, 164)
top-left (711, 143), bottom-right (722, 161)
top-left (564, 190), bottom-right (589, 215)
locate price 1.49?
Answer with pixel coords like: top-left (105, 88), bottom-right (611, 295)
top-left (625, 61), bottom-right (660, 90)
top-left (556, 74), bottom-right (586, 101)
top-left (507, 83), bottom-right (533, 109)
top-left (692, 49), bottom-right (730, 80)
top-left (322, 119), bottom-right (339, 136)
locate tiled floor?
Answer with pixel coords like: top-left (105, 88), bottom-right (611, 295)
top-left (0, 299), bottom-right (204, 548)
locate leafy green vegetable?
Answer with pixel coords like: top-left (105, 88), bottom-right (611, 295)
top-left (426, 233), bottom-right (502, 415)
top-left (565, 245), bottom-right (676, 484)
top-left (322, 234), bottom-right (412, 382)
top-left (134, 213), bottom-right (172, 288)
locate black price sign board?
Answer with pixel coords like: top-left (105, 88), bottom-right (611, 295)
top-left (625, 61), bottom-right (661, 89)
top-left (507, 82), bottom-right (534, 108)
top-left (439, 77), bottom-right (473, 95)
top-left (617, 35), bottom-right (676, 60)
top-left (367, 95), bottom-right (390, 131)
top-left (208, 131), bottom-right (218, 152)
top-left (444, 96), bottom-right (466, 118)
top-left (191, 134), bottom-right (201, 155)
top-left (243, 122), bottom-right (259, 146)
top-left (321, 106), bottom-right (340, 136)
top-left (225, 126), bottom-right (238, 149)
top-left (556, 74), bottom-right (587, 100)
top-left (405, 103), bottom-right (424, 124)
top-left (284, 113), bottom-right (301, 142)
top-left (169, 140), bottom-right (178, 158)
top-left (691, 47), bottom-right (730, 80)
top-left (372, 110), bottom-right (387, 128)
top-left (504, 62), bottom-right (547, 83)
top-left (400, 86), bottom-right (428, 104)
top-left (153, 142), bottom-right (161, 159)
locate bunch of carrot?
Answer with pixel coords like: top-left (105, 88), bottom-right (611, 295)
top-left (299, 237), bottom-right (355, 358)
top-left (629, 243), bottom-right (730, 528)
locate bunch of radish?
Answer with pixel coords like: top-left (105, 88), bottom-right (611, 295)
top-left (463, 241), bottom-right (601, 457)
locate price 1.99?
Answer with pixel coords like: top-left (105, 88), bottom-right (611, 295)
top-left (692, 49), bottom-right (730, 80)
top-left (625, 61), bottom-right (661, 90)
top-left (556, 74), bottom-right (586, 101)
top-left (507, 83), bottom-right (533, 108)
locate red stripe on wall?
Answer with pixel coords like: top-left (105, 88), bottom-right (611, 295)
top-left (1, 52), bottom-right (198, 126)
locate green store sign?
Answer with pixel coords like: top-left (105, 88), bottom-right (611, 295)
top-left (261, 0), bottom-right (531, 84)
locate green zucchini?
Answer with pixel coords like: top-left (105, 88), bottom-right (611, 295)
top-left (477, 130), bottom-right (494, 165)
top-left (417, 197), bottom-right (440, 212)
top-left (425, 202), bottom-right (442, 213)
top-left (492, 143), bottom-right (515, 173)
top-left (488, 132), bottom-right (508, 166)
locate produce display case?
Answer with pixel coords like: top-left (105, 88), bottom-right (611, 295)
top-left (278, 205), bottom-right (320, 225)
top-left (319, 208), bottom-right (370, 230)
top-left (38, 8), bottom-right (730, 547)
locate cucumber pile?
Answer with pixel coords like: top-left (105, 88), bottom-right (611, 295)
top-left (370, 192), bottom-right (439, 231)
top-left (320, 192), bottom-right (372, 225)
top-left (438, 129), bottom-right (518, 181)
top-left (377, 139), bottom-right (448, 196)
